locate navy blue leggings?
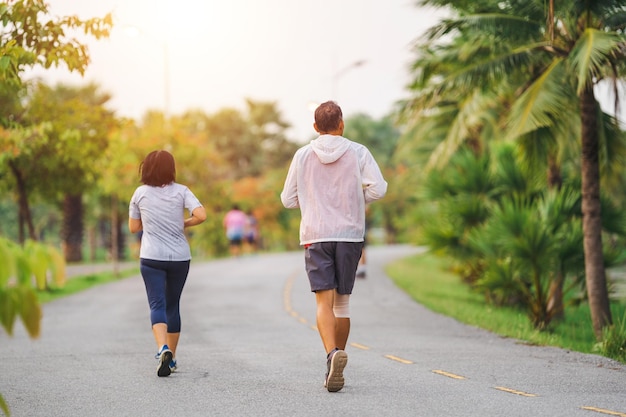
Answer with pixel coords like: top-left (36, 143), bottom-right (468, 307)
top-left (140, 259), bottom-right (190, 333)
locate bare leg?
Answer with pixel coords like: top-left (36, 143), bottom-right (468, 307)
top-left (167, 332), bottom-right (180, 357)
top-left (335, 318), bottom-right (350, 350)
top-left (152, 323), bottom-right (173, 376)
top-left (152, 323), bottom-right (168, 349)
top-left (315, 289), bottom-right (337, 354)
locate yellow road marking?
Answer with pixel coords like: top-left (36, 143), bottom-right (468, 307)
top-left (384, 355), bottom-right (413, 364)
top-left (298, 317), bottom-right (307, 324)
top-left (494, 386), bottom-right (537, 397)
top-left (581, 406), bottom-right (626, 417)
top-left (432, 370), bottom-right (466, 380)
top-left (350, 342), bottom-right (370, 350)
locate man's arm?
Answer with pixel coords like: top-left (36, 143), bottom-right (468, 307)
top-left (280, 158), bottom-right (300, 209)
top-left (362, 151), bottom-right (388, 203)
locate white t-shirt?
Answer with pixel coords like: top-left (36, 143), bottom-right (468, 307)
top-left (129, 182), bottom-right (203, 261)
top-left (280, 134), bottom-right (387, 245)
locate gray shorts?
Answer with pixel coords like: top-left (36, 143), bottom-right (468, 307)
top-left (304, 241), bottom-right (365, 294)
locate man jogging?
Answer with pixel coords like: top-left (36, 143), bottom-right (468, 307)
top-left (280, 101), bottom-right (387, 392)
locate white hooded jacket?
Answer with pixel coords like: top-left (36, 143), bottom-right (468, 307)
top-left (280, 134), bottom-right (387, 245)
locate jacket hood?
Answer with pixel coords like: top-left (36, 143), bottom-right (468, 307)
top-left (310, 134), bottom-right (350, 164)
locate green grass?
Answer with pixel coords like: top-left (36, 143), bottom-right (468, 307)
top-left (386, 251), bottom-right (626, 360)
top-left (36, 267), bottom-right (139, 304)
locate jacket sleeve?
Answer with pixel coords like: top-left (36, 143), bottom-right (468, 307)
top-left (280, 157), bottom-right (300, 209)
top-left (361, 150), bottom-right (387, 204)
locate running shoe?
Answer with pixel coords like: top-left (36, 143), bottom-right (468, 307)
top-left (325, 348), bottom-right (348, 392)
top-left (169, 359), bottom-right (177, 372)
top-left (155, 345), bottom-right (173, 377)
top-left (356, 266), bottom-right (366, 278)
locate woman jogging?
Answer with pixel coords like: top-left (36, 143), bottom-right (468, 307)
top-left (129, 150), bottom-right (206, 377)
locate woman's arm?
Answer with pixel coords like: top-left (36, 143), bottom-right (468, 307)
top-left (185, 206), bottom-right (207, 228)
top-left (129, 217), bottom-right (143, 234)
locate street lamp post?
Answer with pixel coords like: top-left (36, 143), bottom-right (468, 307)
top-left (331, 59), bottom-right (366, 101)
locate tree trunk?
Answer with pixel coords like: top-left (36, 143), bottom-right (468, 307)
top-left (547, 153), bottom-right (562, 189)
top-left (9, 160), bottom-right (37, 243)
top-left (111, 194), bottom-right (119, 276)
top-left (547, 0), bottom-right (555, 43)
top-left (547, 271), bottom-right (564, 321)
top-left (580, 86), bottom-right (612, 340)
top-left (87, 226), bottom-right (96, 261)
top-left (62, 193), bottom-right (84, 262)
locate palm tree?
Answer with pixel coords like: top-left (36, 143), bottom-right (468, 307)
top-left (405, 0), bottom-right (626, 339)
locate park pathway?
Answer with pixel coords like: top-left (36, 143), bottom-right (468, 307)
top-left (1, 245), bottom-right (625, 417)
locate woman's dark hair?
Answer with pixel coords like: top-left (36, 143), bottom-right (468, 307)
top-left (139, 150), bottom-right (176, 186)
top-left (314, 101), bottom-right (343, 132)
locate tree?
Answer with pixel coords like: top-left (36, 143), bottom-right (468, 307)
top-left (406, 0), bottom-right (626, 339)
top-left (0, 0), bottom-right (112, 249)
top-left (204, 99), bottom-right (297, 180)
top-left (23, 82), bottom-right (116, 261)
top-left (0, 0), bottom-right (112, 87)
top-left (344, 113), bottom-right (400, 167)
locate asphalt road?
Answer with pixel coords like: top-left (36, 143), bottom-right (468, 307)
top-left (2, 245), bottom-right (625, 417)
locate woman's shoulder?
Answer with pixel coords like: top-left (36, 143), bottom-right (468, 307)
top-left (167, 182), bottom-right (192, 192)
top-left (132, 184), bottom-right (150, 195)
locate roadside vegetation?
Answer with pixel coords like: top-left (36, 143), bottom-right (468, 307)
top-left (35, 268), bottom-right (138, 305)
top-left (387, 250), bottom-right (626, 363)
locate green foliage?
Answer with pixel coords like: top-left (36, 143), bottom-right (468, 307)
top-left (0, 0), bottom-right (112, 88)
top-left (0, 393), bottom-right (7, 417)
top-left (23, 82), bottom-right (117, 198)
top-left (471, 196), bottom-right (576, 328)
top-left (35, 267), bottom-right (137, 305)
top-left (595, 311), bottom-right (626, 363)
top-left (0, 237), bottom-right (65, 339)
top-left (417, 141), bottom-right (626, 329)
top-left (0, 0), bottom-right (113, 258)
top-left (0, 238), bottom-right (38, 338)
top-left (23, 239), bottom-right (65, 290)
top-left (344, 113), bottom-right (400, 168)
top-left (403, 0), bottom-right (626, 340)
top-left (343, 113), bottom-right (406, 243)
top-left (25, 239), bottom-right (48, 290)
top-left (387, 251), bottom-right (626, 362)
top-left (420, 148), bottom-right (494, 273)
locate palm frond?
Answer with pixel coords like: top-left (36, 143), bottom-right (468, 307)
top-left (426, 90), bottom-right (500, 170)
top-left (506, 58), bottom-right (574, 139)
top-left (515, 127), bottom-right (554, 175)
top-left (422, 14), bottom-right (541, 43)
top-left (570, 28), bottom-right (625, 94)
top-left (597, 110), bottom-right (626, 188)
top-left (603, 10), bottom-right (626, 31)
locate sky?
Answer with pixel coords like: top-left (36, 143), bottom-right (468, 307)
top-left (27, 0), bottom-right (449, 142)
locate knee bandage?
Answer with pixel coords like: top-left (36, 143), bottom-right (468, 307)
top-left (333, 293), bottom-right (351, 318)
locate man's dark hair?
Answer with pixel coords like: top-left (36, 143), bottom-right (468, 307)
top-left (314, 101), bottom-right (343, 132)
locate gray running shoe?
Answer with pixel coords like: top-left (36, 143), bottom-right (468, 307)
top-left (325, 349), bottom-right (348, 392)
top-left (155, 345), bottom-right (173, 377)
